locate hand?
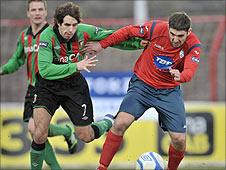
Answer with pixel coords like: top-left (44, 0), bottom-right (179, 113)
top-left (169, 68), bottom-right (181, 81)
top-left (140, 40), bottom-right (149, 47)
top-left (76, 55), bottom-right (98, 72)
top-left (81, 42), bottom-right (103, 56)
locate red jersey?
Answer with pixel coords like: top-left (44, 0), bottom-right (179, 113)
top-left (100, 20), bottom-right (202, 89)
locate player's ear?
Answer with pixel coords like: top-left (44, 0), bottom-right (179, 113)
top-left (57, 21), bottom-right (61, 27)
top-left (44, 9), bottom-right (47, 18)
top-left (187, 28), bottom-right (192, 36)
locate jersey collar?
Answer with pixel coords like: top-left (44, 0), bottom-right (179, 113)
top-left (26, 23), bottom-right (49, 38)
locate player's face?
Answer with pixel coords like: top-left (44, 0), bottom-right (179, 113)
top-left (27, 1), bottom-right (47, 25)
top-left (58, 15), bottom-right (78, 41)
top-left (169, 28), bottom-right (191, 48)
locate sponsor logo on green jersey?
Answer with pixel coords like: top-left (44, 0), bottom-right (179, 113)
top-left (24, 44), bottom-right (39, 53)
top-left (59, 53), bottom-right (80, 63)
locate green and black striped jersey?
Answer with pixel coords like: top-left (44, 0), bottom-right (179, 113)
top-left (1, 24), bottom-right (49, 86)
top-left (38, 23), bottom-right (144, 80)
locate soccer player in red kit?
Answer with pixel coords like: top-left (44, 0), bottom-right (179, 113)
top-left (83, 11), bottom-right (202, 170)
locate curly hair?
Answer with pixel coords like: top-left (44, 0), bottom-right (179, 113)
top-left (54, 2), bottom-right (81, 26)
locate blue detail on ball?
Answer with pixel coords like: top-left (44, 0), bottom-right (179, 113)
top-left (137, 159), bottom-right (144, 170)
top-left (136, 152), bottom-right (164, 170)
top-left (140, 154), bottom-right (153, 161)
top-left (149, 152), bottom-right (164, 170)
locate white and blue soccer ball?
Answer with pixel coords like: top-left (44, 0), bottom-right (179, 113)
top-left (136, 152), bottom-right (165, 170)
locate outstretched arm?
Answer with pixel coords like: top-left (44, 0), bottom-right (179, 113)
top-left (0, 33), bottom-right (25, 75)
top-left (81, 22), bottom-right (153, 55)
top-left (112, 37), bottom-right (146, 50)
top-left (78, 23), bottom-right (151, 55)
top-left (99, 24), bottom-right (150, 48)
top-left (78, 23), bottom-right (145, 50)
top-left (82, 39), bottom-right (148, 56)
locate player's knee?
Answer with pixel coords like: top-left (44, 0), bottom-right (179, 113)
top-left (171, 135), bottom-right (186, 150)
top-left (112, 120), bottom-right (128, 135)
top-left (28, 125), bottom-right (35, 136)
top-left (28, 119), bottom-right (35, 136)
top-left (79, 135), bottom-right (93, 143)
top-left (76, 127), bottom-right (93, 143)
top-left (112, 112), bottom-right (134, 135)
top-left (35, 132), bottom-right (48, 144)
top-left (33, 127), bottom-right (48, 144)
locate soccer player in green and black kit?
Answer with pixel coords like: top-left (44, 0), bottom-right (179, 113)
top-left (30, 2), bottom-right (144, 169)
top-left (0, 1), bottom-right (78, 169)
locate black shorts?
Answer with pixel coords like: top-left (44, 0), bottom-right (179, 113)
top-left (23, 85), bottom-right (35, 122)
top-left (33, 73), bottom-right (94, 126)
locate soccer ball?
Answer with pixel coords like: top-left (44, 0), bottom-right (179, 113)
top-left (136, 152), bottom-right (165, 170)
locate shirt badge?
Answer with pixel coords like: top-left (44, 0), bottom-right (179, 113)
top-left (179, 50), bottom-right (184, 58)
top-left (39, 41), bottom-right (49, 48)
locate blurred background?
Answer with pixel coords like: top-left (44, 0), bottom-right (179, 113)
top-left (1, 1), bottom-right (225, 170)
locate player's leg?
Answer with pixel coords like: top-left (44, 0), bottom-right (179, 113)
top-left (31, 93), bottom-right (77, 153)
top-left (97, 111), bottom-right (135, 170)
top-left (30, 107), bottom-right (51, 170)
top-left (167, 132), bottom-right (186, 170)
top-left (97, 74), bottom-right (150, 170)
top-left (48, 123), bottom-right (78, 154)
top-left (154, 85), bottom-right (186, 170)
top-left (24, 85), bottom-right (63, 169)
top-left (72, 113), bottom-right (114, 143)
top-left (28, 118), bottom-right (61, 169)
top-left (44, 140), bottom-right (62, 170)
top-left (62, 73), bottom-right (114, 143)
top-left (62, 98), bottom-right (114, 143)
top-left (91, 114), bottom-right (115, 138)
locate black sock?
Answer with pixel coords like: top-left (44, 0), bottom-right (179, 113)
top-left (91, 124), bottom-right (100, 139)
top-left (31, 140), bottom-right (45, 151)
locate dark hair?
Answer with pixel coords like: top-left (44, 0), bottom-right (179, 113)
top-left (27, 0), bottom-right (47, 10)
top-left (54, 2), bottom-right (81, 25)
top-left (169, 11), bottom-right (191, 32)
